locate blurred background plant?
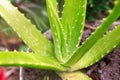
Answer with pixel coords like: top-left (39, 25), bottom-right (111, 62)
top-left (87, 0), bottom-right (115, 21)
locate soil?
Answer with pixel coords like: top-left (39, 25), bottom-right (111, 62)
top-left (0, 20), bottom-right (120, 80)
top-left (84, 20), bottom-right (120, 80)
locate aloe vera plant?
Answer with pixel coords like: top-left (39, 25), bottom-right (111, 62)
top-left (0, 0), bottom-right (120, 80)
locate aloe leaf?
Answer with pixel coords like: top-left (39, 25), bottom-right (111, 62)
top-left (59, 71), bottom-right (92, 80)
top-left (46, 0), bottom-right (65, 62)
top-left (0, 0), bottom-right (53, 56)
top-left (61, 0), bottom-right (86, 53)
top-left (20, 6), bottom-right (48, 32)
top-left (65, 0), bottom-right (120, 65)
top-left (70, 26), bottom-right (120, 71)
top-left (0, 51), bottom-right (67, 71)
top-left (60, 0), bottom-right (87, 62)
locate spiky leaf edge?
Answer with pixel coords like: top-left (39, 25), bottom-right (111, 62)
top-left (46, 0), bottom-right (66, 63)
top-left (70, 25), bottom-right (120, 71)
top-left (0, 51), bottom-right (67, 71)
top-left (60, 0), bottom-right (87, 62)
top-left (65, 0), bottom-right (120, 65)
top-left (0, 0), bottom-right (53, 56)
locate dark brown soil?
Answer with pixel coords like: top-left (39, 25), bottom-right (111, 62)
top-left (87, 46), bottom-right (120, 80)
top-left (84, 20), bottom-right (120, 80)
top-left (23, 69), bottom-right (61, 80)
top-left (0, 20), bottom-right (120, 80)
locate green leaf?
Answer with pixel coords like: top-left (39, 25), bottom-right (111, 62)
top-left (20, 6), bottom-right (48, 32)
top-left (70, 25), bottom-right (120, 71)
top-left (59, 71), bottom-right (92, 80)
top-left (46, 0), bottom-right (87, 63)
top-left (61, 0), bottom-right (87, 62)
top-left (0, 51), bottom-right (67, 71)
top-left (65, 0), bottom-right (120, 65)
top-left (46, 0), bottom-right (65, 62)
top-left (0, 0), bottom-right (53, 56)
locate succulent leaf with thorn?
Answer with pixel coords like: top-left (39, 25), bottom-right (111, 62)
top-left (0, 0), bottom-right (120, 80)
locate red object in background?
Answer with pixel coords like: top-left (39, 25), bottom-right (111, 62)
top-left (0, 67), bottom-right (6, 80)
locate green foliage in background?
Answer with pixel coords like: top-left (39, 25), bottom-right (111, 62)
top-left (87, 0), bottom-right (114, 20)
